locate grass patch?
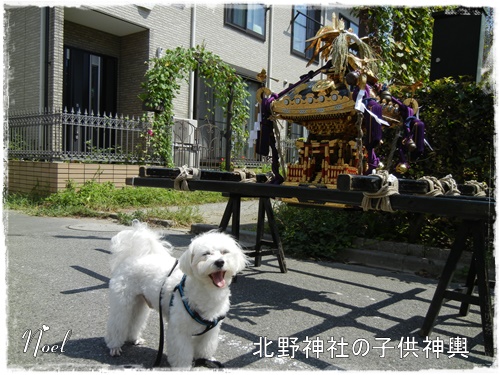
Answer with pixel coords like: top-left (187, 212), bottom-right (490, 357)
top-left (5, 179), bottom-right (225, 227)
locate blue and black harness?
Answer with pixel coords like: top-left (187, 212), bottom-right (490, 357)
top-left (169, 274), bottom-right (226, 336)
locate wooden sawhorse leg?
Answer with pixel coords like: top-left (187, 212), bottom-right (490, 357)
top-left (253, 197), bottom-right (287, 273)
top-left (218, 195), bottom-right (287, 273)
top-left (419, 220), bottom-right (493, 356)
top-left (218, 194), bottom-right (241, 240)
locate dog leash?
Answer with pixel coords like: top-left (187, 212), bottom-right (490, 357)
top-left (152, 259), bottom-right (178, 368)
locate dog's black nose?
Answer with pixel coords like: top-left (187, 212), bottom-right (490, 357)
top-left (214, 259), bottom-right (225, 269)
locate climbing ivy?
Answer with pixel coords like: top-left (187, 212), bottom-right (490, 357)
top-left (139, 45), bottom-right (250, 166)
top-left (352, 6), bottom-right (435, 85)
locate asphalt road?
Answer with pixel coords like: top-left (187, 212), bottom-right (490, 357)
top-left (3, 210), bottom-right (496, 372)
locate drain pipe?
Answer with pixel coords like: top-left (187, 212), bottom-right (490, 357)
top-left (40, 7), bottom-right (49, 111)
top-left (188, 5), bottom-right (196, 120)
top-left (266, 5), bottom-right (273, 89)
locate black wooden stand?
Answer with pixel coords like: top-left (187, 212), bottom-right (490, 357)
top-left (218, 194), bottom-right (287, 273)
top-left (419, 220), bottom-right (494, 356)
top-left (127, 169), bottom-right (494, 354)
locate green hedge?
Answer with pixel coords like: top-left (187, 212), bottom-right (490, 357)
top-left (274, 203), bottom-right (360, 261)
top-left (385, 78), bottom-right (495, 183)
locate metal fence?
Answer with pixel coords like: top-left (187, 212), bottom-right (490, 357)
top-left (7, 109), bottom-right (299, 170)
top-left (7, 108), bottom-right (161, 164)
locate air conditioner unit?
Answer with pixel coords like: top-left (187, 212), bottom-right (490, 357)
top-left (172, 118), bottom-right (198, 168)
top-left (173, 117), bottom-right (197, 144)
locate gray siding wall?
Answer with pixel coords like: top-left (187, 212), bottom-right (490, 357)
top-left (5, 7), bottom-right (43, 111)
top-left (7, 4), bottom-right (359, 126)
top-left (64, 21), bottom-right (120, 58)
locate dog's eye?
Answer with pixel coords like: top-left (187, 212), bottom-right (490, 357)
top-left (203, 251), bottom-right (211, 256)
top-left (221, 249), bottom-right (229, 255)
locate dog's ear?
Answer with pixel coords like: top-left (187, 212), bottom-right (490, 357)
top-left (225, 236), bottom-right (250, 274)
top-left (178, 247), bottom-right (194, 276)
top-left (235, 246), bottom-right (250, 273)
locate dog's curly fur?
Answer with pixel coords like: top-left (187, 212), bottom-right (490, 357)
top-left (104, 222), bottom-right (248, 369)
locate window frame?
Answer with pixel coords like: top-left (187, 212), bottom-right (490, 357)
top-left (339, 13), bottom-right (359, 35)
top-left (224, 4), bottom-right (267, 41)
top-left (291, 5), bottom-right (322, 63)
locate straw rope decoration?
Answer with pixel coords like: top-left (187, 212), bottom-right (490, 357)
top-left (305, 14), bottom-right (378, 81)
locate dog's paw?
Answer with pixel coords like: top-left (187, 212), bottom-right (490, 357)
top-left (109, 347), bottom-right (122, 357)
top-left (194, 358), bottom-right (224, 369)
top-left (133, 338), bottom-right (145, 346)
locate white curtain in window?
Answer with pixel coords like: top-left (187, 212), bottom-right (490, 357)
top-left (247, 4), bottom-right (265, 35)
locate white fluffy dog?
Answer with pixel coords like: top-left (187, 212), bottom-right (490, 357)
top-left (104, 221), bottom-right (248, 369)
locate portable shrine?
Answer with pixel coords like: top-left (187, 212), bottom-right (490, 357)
top-left (254, 15), bottom-right (426, 197)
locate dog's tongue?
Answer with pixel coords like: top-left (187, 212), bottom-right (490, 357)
top-left (210, 271), bottom-right (226, 288)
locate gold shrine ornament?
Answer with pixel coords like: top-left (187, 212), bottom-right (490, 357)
top-left (312, 79), bottom-right (335, 93)
top-left (256, 87), bottom-right (272, 104)
top-left (403, 98), bottom-right (419, 114)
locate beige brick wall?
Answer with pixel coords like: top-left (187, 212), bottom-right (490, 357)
top-left (64, 21), bottom-right (120, 58)
top-left (49, 7), bottom-right (65, 111)
top-left (95, 4), bottom-right (192, 118)
top-left (120, 30), bottom-right (150, 116)
top-left (7, 161), bottom-right (141, 195)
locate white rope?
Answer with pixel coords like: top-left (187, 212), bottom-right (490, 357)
top-left (465, 180), bottom-right (488, 196)
top-left (418, 176), bottom-right (445, 196)
top-left (174, 165), bottom-right (200, 191)
top-left (344, 30), bottom-right (364, 46)
top-left (419, 175), bottom-right (461, 196)
top-left (237, 170), bottom-right (246, 181)
top-left (361, 170), bottom-right (399, 212)
top-left (439, 174), bottom-right (461, 196)
top-left (274, 119), bottom-right (288, 181)
top-left (232, 168), bottom-right (257, 183)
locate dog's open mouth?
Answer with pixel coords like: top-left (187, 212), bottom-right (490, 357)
top-left (209, 271), bottom-right (226, 288)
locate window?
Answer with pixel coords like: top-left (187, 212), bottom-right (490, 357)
top-left (194, 76), bottom-right (226, 163)
top-left (291, 5), bottom-right (322, 61)
top-left (62, 46), bottom-right (117, 152)
top-left (195, 73), bottom-right (262, 161)
top-left (286, 122), bottom-right (309, 163)
top-left (63, 46), bottom-right (117, 115)
top-left (339, 13), bottom-right (359, 35)
top-left (241, 79), bottom-right (260, 159)
top-left (225, 4), bottom-right (266, 40)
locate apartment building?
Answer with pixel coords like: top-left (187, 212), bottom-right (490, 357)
top-left (5, 4), bottom-right (358, 169)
